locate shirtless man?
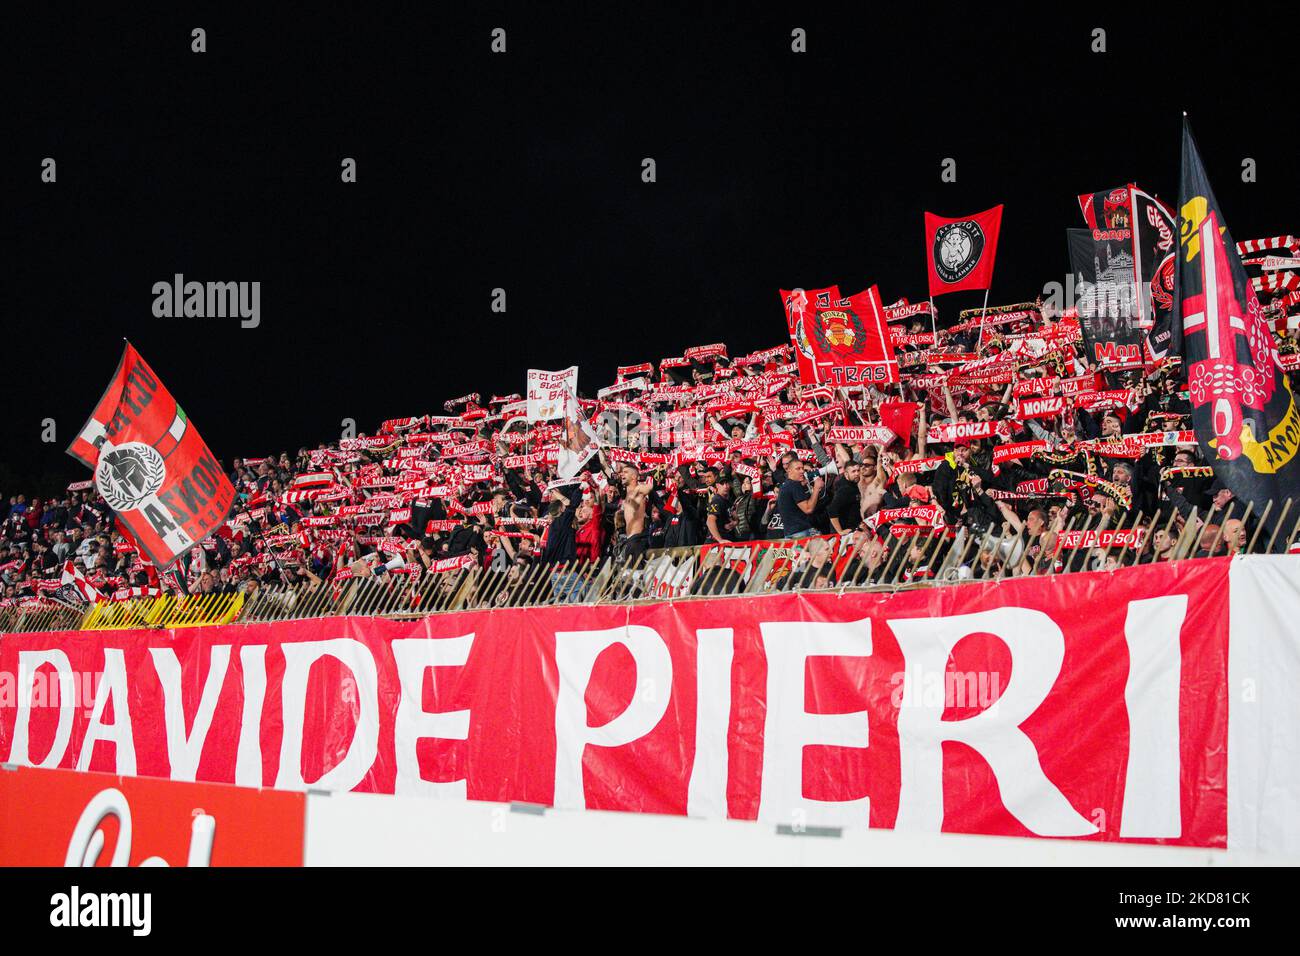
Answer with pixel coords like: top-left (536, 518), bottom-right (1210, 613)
top-left (619, 462), bottom-right (654, 558)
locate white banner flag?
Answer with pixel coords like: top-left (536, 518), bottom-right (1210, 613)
top-left (527, 366), bottom-right (579, 422)
top-left (556, 388), bottom-right (600, 479)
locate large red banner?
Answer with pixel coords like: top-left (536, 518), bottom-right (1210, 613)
top-left (0, 561), bottom-right (1230, 846)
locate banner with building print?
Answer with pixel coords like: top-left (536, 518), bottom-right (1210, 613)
top-left (1068, 228), bottom-right (1146, 372)
top-left (526, 366), bottom-right (579, 422)
top-left (66, 342), bottom-right (236, 569)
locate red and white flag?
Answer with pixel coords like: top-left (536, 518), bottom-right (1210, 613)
top-left (58, 560), bottom-right (102, 605)
top-left (66, 342), bottom-right (237, 569)
top-left (810, 287), bottom-right (899, 387)
top-left (781, 286), bottom-right (840, 384)
top-left (924, 205), bottom-right (1004, 297)
top-left (784, 286), bottom-right (898, 387)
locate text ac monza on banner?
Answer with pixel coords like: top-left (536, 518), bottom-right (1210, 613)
top-left (0, 561), bottom-right (1236, 848)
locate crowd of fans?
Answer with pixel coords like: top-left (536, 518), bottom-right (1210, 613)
top-left (4, 292), bottom-right (1299, 614)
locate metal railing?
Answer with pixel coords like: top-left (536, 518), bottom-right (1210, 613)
top-left (0, 603), bottom-right (87, 635)
top-left (4, 497), bottom-right (1299, 635)
top-left (80, 592), bottom-right (246, 630)
top-left (0, 591), bottom-right (245, 635)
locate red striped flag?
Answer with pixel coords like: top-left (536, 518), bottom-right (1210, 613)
top-left (66, 342), bottom-right (236, 569)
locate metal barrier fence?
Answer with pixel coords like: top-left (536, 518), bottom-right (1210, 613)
top-left (4, 497), bottom-right (1299, 635)
top-left (80, 592), bottom-right (246, 630)
top-left (227, 495), bottom-right (1300, 622)
top-left (0, 592), bottom-right (245, 635)
top-left (0, 603), bottom-right (87, 635)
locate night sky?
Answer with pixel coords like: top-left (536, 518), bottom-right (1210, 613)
top-left (8, 8), bottom-right (1298, 495)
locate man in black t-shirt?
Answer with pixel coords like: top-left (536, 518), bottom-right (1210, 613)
top-left (776, 459), bottom-right (823, 539)
top-left (665, 466), bottom-right (704, 548)
top-left (705, 480), bottom-right (733, 544)
top-left (829, 460), bottom-right (862, 534)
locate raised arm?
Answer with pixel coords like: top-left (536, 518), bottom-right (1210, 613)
top-left (942, 385), bottom-right (959, 422)
top-left (996, 499), bottom-right (1024, 533)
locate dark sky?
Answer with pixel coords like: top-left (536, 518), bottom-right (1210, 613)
top-left (8, 8), bottom-right (1298, 495)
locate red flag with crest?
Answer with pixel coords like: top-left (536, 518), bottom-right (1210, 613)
top-left (781, 286), bottom-right (840, 384)
top-left (67, 342), bottom-right (236, 569)
top-left (924, 206), bottom-right (1003, 297)
top-left (807, 286), bottom-right (899, 387)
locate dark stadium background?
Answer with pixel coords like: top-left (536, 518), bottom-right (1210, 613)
top-left (8, 7), bottom-right (1298, 495)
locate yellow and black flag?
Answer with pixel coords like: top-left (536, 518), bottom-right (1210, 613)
top-left (1175, 118), bottom-right (1300, 528)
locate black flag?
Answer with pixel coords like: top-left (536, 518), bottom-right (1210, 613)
top-left (1175, 118), bottom-right (1300, 527)
top-left (1129, 186), bottom-right (1177, 359)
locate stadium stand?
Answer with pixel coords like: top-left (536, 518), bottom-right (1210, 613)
top-left (3, 291), bottom-right (1300, 633)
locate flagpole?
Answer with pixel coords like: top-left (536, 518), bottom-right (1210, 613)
top-left (928, 296), bottom-right (938, 341)
top-left (976, 287), bottom-right (991, 345)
